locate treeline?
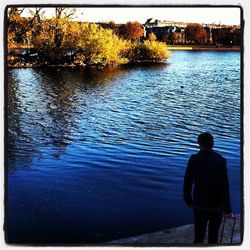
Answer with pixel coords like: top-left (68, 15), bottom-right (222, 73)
top-left (7, 8), bottom-right (171, 67)
top-left (145, 22), bottom-right (240, 46)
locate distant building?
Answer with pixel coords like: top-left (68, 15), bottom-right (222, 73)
top-left (172, 27), bottom-right (186, 44)
top-left (144, 18), bottom-right (187, 28)
top-left (143, 18), bottom-right (241, 46)
top-left (144, 18), bottom-right (188, 44)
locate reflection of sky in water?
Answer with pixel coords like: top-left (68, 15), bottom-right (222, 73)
top-left (7, 51), bottom-right (241, 244)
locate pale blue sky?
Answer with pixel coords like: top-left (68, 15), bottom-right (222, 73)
top-left (23, 7), bottom-right (241, 25)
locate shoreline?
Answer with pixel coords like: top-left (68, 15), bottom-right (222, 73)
top-left (167, 45), bottom-right (240, 51)
top-left (107, 215), bottom-right (241, 245)
top-left (7, 61), bottom-right (167, 69)
top-left (7, 46), bottom-right (240, 69)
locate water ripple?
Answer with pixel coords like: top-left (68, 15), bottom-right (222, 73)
top-left (7, 51), bottom-right (241, 243)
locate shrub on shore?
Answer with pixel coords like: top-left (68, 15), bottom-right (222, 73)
top-left (8, 15), bottom-right (171, 67)
top-left (128, 40), bottom-right (171, 63)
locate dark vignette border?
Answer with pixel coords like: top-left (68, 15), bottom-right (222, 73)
top-left (3, 3), bottom-right (244, 247)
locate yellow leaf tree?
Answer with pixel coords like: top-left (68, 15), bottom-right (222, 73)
top-left (76, 23), bottom-right (129, 65)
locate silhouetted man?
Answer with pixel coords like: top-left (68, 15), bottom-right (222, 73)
top-left (183, 132), bottom-right (233, 244)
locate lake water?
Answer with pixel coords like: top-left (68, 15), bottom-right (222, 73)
top-left (6, 51), bottom-right (241, 244)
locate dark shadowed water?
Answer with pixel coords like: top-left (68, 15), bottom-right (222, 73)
top-left (6, 51), bottom-right (241, 244)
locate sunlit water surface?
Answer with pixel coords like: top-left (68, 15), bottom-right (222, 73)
top-left (7, 51), bottom-right (241, 244)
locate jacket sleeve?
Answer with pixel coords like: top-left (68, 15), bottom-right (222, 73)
top-left (183, 156), bottom-right (194, 206)
top-left (222, 158), bottom-right (232, 214)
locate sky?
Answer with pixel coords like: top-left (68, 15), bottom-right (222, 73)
top-left (22, 7), bottom-right (241, 25)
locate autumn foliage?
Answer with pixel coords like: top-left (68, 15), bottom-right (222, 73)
top-left (122, 21), bottom-right (145, 41)
top-left (129, 41), bottom-right (171, 62)
top-left (186, 23), bottom-right (207, 44)
top-left (7, 8), bottom-right (171, 66)
top-left (148, 32), bottom-right (157, 41)
top-left (170, 32), bottom-right (178, 44)
top-left (76, 23), bottom-right (129, 65)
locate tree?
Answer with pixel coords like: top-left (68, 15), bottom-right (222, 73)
top-left (148, 32), bottom-right (157, 41)
top-left (196, 29), bottom-right (207, 44)
top-left (186, 23), bottom-right (208, 44)
top-left (61, 21), bottom-right (80, 52)
top-left (123, 21), bottom-right (144, 41)
top-left (170, 32), bottom-right (178, 44)
top-left (55, 7), bottom-right (76, 19)
top-left (76, 23), bottom-right (129, 65)
top-left (8, 9), bottom-right (172, 66)
top-left (31, 7), bottom-right (78, 64)
top-left (186, 23), bottom-right (199, 43)
top-left (7, 7), bottom-right (42, 47)
top-left (100, 21), bottom-right (119, 36)
top-left (8, 8), bottom-right (24, 47)
top-left (32, 18), bottom-right (64, 63)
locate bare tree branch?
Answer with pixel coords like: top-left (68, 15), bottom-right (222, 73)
top-left (9, 8), bottom-right (43, 38)
top-left (18, 8), bottom-right (25, 15)
top-left (55, 7), bottom-right (76, 19)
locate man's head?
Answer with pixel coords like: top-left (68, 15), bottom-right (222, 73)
top-left (198, 132), bottom-right (214, 150)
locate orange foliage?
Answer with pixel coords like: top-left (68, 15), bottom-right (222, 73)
top-left (148, 32), bottom-right (157, 41)
top-left (170, 32), bottom-right (178, 42)
top-left (196, 29), bottom-right (207, 43)
top-left (186, 23), bottom-right (207, 44)
top-left (123, 21), bottom-right (144, 40)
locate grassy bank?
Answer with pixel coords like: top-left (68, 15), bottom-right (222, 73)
top-left (167, 45), bottom-right (240, 51)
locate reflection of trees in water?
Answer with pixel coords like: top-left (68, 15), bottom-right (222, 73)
top-left (38, 67), bottom-right (127, 156)
top-left (7, 72), bottom-right (35, 171)
top-left (38, 70), bottom-right (80, 156)
top-left (81, 64), bottom-right (167, 86)
top-left (82, 67), bottom-right (128, 85)
top-left (7, 66), bottom-right (135, 166)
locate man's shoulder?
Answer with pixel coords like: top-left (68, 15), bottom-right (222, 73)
top-left (191, 150), bottom-right (226, 161)
top-left (189, 153), bottom-right (198, 159)
top-left (189, 153), bottom-right (200, 162)
top-left (211, 151), bottom-right (226, 162)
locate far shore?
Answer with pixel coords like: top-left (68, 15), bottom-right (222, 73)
top-left (167, 45), bottom-right (240, 51)
top-left (7, 46), bottom-right (240, 69)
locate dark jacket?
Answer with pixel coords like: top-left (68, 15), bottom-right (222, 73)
top-left (183, 149), bottom-right (232, 213)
